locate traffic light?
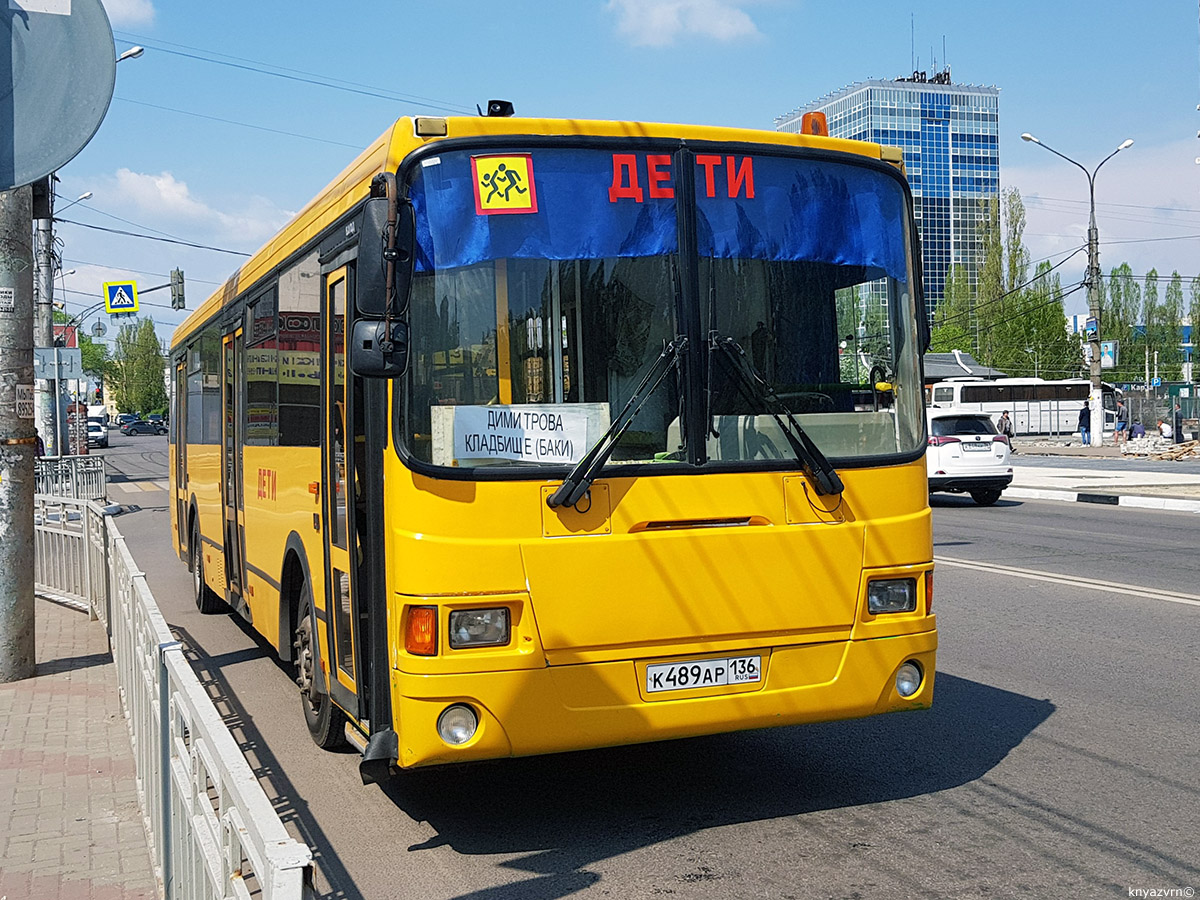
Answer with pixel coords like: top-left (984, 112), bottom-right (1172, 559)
top-left (170, 268), bottom-right (185, 309)
top-left (94, 388), bottom-right (102, 401)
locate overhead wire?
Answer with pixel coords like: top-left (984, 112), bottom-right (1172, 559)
top-left (113, 97), bottom-right (365, 150)
top-left (113, 33), bottom-right (477, 115)
top-left (61, 258), bottom-right (223, 286)
top-left (55, 192), bottom-right (213, 244)
top-left (55, 218), bottom-right (252, 256)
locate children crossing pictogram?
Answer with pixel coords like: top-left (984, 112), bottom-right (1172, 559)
top-left (472, 154), bottom-right (538, 215)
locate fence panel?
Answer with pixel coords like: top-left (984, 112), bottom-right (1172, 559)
top-left (35, 497), bottom-right (314, 900)
top-left (35, 455), bottom-right (107, 500)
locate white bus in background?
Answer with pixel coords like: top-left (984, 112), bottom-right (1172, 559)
top-left (927, 377), bottom-right (1121, 436)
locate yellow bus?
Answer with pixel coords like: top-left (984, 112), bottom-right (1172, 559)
top-left (170, 109), bottom-right (936, 783)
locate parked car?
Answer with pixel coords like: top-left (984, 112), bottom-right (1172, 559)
top-left (926, 408), bottom-right (1013, 506)
top-left (120, 419), bottom-right (167, 436)
top-left (87, 418), bottom-right (108, 448)
top-left (116, 413), bottom-right (139, 428)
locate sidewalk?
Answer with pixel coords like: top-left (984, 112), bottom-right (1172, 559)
top-left (0, 599), bottom-right (158, 900)
top-left (1009, 439), bottom-right (1200, 511)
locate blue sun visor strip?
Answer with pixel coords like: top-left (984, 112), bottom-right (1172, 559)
top-left (409, 148), bottom-right (908, 282)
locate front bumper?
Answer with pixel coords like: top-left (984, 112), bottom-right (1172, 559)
top-left (388, 629), bottom-right (937, 769)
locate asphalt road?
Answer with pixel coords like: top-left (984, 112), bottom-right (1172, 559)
top-left (101, 438), bottom-right (1200, 899)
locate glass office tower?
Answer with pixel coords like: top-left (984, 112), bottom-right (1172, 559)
top-left (776, 69), bottom-right (1000, 321)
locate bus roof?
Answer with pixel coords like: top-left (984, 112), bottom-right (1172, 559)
top-left (171, 116), bottom-right (898, 351)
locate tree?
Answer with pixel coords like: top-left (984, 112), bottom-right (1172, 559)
top-left (988, 262), bottom-right (1079, 379)
top-left (1147, 267), bottom-right (1185, 381)
top-left (975, 195), bottom-right (1004, 366)
top-left (1002, 187), bottom-right (1029, 294)
top-left (1103, 263), bottom-right (1141, 384)
top-left (111, 318), bottom-right (166, 414)
top-left (929, 264), bottom-right (975, 353)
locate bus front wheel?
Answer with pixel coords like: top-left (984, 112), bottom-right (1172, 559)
top-left (295, 583), bottom-right (346, 750)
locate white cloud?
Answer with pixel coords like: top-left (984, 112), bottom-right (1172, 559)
top-left (111, 168), bottom-right (290, 247)
top-left (607, 0), bottom-right (762, 47)
top-left (102, 0), bottom-right (155, 27)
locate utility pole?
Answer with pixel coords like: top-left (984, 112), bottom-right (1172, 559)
top-left (0, 186), bottom-right (38, 682)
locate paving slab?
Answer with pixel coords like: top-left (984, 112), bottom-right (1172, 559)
top-left (0, 600), bottom-right (159, 900)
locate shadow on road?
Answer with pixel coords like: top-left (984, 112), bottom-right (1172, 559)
top-left (929, 494), bottom-right (1023, 509)
top-left (373, 674), bottom-right (1053, 898)
top-left (173, 623), bottom-right (362, 900)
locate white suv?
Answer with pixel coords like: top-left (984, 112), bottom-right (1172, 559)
top-left (926, 408), bottom-right (1013, 506)
top-left (87, 418), bottom-right (108, 449)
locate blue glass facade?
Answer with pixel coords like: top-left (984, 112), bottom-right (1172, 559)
top-left (776, 75), bottom-right (1000, 321)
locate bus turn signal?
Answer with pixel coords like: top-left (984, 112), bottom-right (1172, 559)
top-left (406, 606), bottom-right (438, 656)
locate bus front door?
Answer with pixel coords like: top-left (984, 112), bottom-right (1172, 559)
top-left (322, 265), bottom-right (362, 721)
top-left (222, 331), bottom-right (246, 609)
top-left (174, 359), bottom-right (187, 554)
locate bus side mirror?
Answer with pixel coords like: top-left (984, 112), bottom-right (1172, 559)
top-left (350, 319), bottom-right (409, 378)
top-left (357, 197), bottom-right (416, 317)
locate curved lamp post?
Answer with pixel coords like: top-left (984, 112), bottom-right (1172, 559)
top-left (1021, 133), bottom-right (1133, 446)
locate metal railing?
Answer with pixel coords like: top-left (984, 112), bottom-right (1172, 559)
top-left (34, 499), bottom-right (314, 900)
top-left (33, 495), bottom-right (109, 629)
top-left (35, 455), bottom-right (107, 500)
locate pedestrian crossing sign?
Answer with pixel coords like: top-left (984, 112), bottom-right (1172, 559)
top-left (103, 281), bottom-right (139, 314)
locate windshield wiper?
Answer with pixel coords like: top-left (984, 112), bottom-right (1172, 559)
top-left (708, 334), bottom-right (844, 496)
top-left (547, 336), bottom-right (688, 510)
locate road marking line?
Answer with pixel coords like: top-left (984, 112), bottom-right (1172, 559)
top-left (934, 555), bottom-right (1200, 608)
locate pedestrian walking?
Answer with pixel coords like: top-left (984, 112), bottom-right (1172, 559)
top-left (34, 428), bottom-right (45, 457)
top-left (997, 410), bottom-right (1013, 438)
top-left (1077, 405), bottom-right (1091, 446)
top-left (1114, 399), bottom-right (1128, 445)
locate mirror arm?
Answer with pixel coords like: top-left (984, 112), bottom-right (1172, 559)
top-left (376, 172), bottom-right (400, 353)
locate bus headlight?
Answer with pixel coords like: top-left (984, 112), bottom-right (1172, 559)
top-left (449, 608), bottom-right (510, 648)
top-left (867, 578), bottom-right (917, 614)
top-left (895, 661), bottom-right (923, 698)
top-left (437, 704), bottom-right (478, 745)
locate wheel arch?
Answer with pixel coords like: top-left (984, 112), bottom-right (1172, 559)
top-left (278, 532), bottom-right (325, 696)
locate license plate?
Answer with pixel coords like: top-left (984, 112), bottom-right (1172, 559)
top-left (645, 655), bottom-right (762, 693)
top-left (962, 441), bottom-right (991, 451)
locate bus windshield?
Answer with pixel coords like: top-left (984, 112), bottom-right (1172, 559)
top-left (401, 144), bottom-right (924, 474)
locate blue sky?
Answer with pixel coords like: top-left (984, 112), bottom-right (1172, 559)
top-left (50, 0), bottom-right (1200, 345)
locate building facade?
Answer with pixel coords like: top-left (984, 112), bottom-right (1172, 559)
top-left (776, 69), bottom-right (1000, 321)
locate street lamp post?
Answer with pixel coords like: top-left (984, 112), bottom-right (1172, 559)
top-left (1024, 346), bottom-right (1039, 379)
top-left (1022, 133), bottom-right (1132, 447)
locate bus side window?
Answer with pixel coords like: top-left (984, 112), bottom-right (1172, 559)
top-left (932, 386), bottom-right (954, 405)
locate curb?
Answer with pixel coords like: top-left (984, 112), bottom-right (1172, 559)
top-left (1006, 487), bottom-right (1200, 513)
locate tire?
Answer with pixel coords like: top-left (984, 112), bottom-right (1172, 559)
top-left (970, 489), bottom-right (1002, 506)
top-left (190, 521), bottom-right (224, 613)
top-left (294, 582), bottom-right (346, 750)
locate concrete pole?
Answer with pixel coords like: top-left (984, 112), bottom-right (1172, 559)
top-left (0, 185), bottom-right (37, 682)
top-left (34, 214), bottom-right (59, 456)
top-left (1085, 198), bottom-right (1103, 447)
